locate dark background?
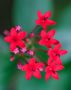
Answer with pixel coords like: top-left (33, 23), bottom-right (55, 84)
top-left (0, 0), bottom-right (71, 90)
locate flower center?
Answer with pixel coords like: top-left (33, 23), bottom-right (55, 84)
top-left (12, 37), bottom-right (18, 42)
top-left (56, 54), bottom-right (60, 56)
top-left (30, 66), bottom-right (35, 71)
top-left (46, 38), bottom-right (50, 41)
top-left (42, 16), bottom-right (48, 22)
top-left (48, 38), bottom-right (50, 40)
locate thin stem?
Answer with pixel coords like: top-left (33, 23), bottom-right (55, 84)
top-left (18, 54), bottom-right (28, 63)
top-left (35, 54), bottom-right (47, 65)
top-left (28, 25), bottom-right (39, 37)
top-left (35, 48), bottom-right (47, 53)
top-left (31, 25), bottom-right (39, 33)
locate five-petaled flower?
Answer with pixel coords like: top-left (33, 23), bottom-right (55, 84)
top-left (4, 27), bottom-right (27, 51)
top-left (45, 58), bottom-right (64, 80)
top-left (36, 10), bottom-right (56, 29)
top-left (22, 58), bottom-right (44, 80)
top-left (48, 44), bottom-right (68, 64)
top-left (39, 30), bottom-right (59, 48)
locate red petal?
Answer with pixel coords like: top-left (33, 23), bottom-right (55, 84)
top-left (39, 40), bottom-right (45, 46)
top-left (4, 36), bottom-right (12, 43)
top-left (50, 62), bottom-right (56, 68)
top-left (37, 10), bottom-right (42, 18)
top-left (36, 62), bottom-right (44, 71)
top-left (54, 43), bottom-right (62, 51)
top-left (18, 31), bottom-right (27, 39)
top-left (10, 43), bottom-right (16, 51)
top-left (17, 41), bottom-right (25, 48)
top-left (29, 58), bottom-right (36, 65)
top-left (42, 23), bottom-right (47, 29)
top-left (54, 65), bottom-right (64, 71)
top-left (25, 71), bottom-right (32, 80)
top-left (45, 66), bottom-right (50, 72)
top-left (45, 72), bottom-right (51, 80)
top-left (22, 65), bottom-right (28, 71)
top-left (33, 70), bottom-right (41, 79)
top-left (35, 20), bottom-right (40, 25)
top-left (48, 57), bottom-right (53, 65)
top-left (59, 50), bottom-right (68, 56)
top-left (40, 30), bottom-right (47, 38)
top-left (48, 48), bottom-right (53, 56)
top-left (44, 11), bottom-right (52, 18)
top-left (46, 20), bottom-right (56, 25)
top-left (51, 39), bottom-right (59, 45)
top-left (46, 42), bottom-right (52, 48)
top-left (47, 29), bottom-right (56, 38)
top-left (54, 56), bottom-right (62, 64)
top-left (10, 28), bottom-right (17, 36)
top-left (51, 72), bottom-right (59, 80)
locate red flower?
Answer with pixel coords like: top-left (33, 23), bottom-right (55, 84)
top-left (36, 10), bottom-right (56, 29)
top-left (22, 58), bottom-right (44, 80)
top-left (45, 58), bottom-right (64, 80)
top-left (48, 44), bottom-right (68, 64)
top-left (4, 27), bottom-right (27, 51)
top-left (39, 30), bottom-right (59, 48)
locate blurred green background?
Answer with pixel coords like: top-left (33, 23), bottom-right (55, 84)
top-left (0, 0), bottom-right (71, 90)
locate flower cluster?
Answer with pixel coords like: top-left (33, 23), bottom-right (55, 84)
top-left (4, 10), bottom-right (68, 80)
